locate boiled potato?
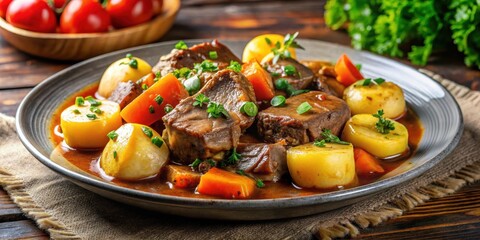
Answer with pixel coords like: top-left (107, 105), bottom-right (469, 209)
top-left (98, 56), bottom-right (152, 98)
top-left (242, 34), bottom-right (297, 63)
top-left (342, 114), bottom-right (408, 158)
top-left (287, 143), bottom-right (355, 189)
top-left (100, 123), bottom-right (169, 180)
top-left (343, 80), bottom-right (406, 118)
top-left (60, 99), bottom-right (122, 149)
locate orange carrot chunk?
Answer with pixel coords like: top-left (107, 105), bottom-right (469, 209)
top-left (334, 54), bottom-right (364, 87)
top-left (120, 73), bottom-right (189, 126)
top-left (241, 59), bottom-right (275, 101)
top-left (354, 148), bottom-right (385, 176)
top-left (197, 167), bottom-right (256, 199)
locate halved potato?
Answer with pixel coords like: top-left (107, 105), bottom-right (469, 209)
top-left (343, 80), bottom-right (406, 118)
top-left (287, 143), bottom-right (355, 189)
top-left (342, 114), bottom-right (409, 158)
top-left (60, 99), bottom-right (122, 149)
top-left (242, 34), bottom-right (297, 63)
top-left (98, 56), bottom-right (152, 98)
top-left (100, 123), bottom-right (169, 180)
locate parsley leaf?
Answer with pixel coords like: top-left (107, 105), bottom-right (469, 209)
top-left (194, 60), bottom-right (218, 74)
top-left (193, 93), bottom-right (210, 107)
top-left (270, 32), bottom-right (305, 64)
top-left (373, 109), bottom-right (395, 134)
top-left (207, 102), bottom-right (229, 119)
top-left (226, 61), bottom-right (242, 72)
top-left (320, 129), bottom-right (350, 145)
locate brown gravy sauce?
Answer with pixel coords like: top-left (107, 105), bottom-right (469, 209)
top-left (49, 83), bottom-right (424, 199)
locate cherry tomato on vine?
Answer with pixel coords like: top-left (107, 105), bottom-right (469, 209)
top-left (6, 0), bottom-right (57, 33)
top-left (106, 0), bottom-right (154, 28)
top-left (60, 0), bottom-right (110, 33)
top-left (0, 0), bottom-right (13, 18)
top-left (152, 0), bottom-right (163, 15)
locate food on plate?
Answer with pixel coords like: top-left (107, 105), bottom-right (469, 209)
top-left (100, 123), bottom-right (169, 180)
top-left (60, 98), bottom-right (122, 149)
top-left (343, 79), bottom-right (406, 118)
top-left (242, 33), bottom-right (298, 63)
top-left (98, 54), bottom-right (152, 98)
top-left (1, 0), bottom-right (164, 33)
top-left (342, 111), bottom-right (409, 158)
top-left (51, 33), bottom-right (423, 200)
top-left (287, 142), bottom-right (355, 189)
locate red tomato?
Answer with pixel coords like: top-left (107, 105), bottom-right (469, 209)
top-left (0, 0), bottom-right (13, 18)
top-left (6, 0), bottom-right (57, 33)
top-left (47, 0), bottom-right (67, 9)
top-left (60, 0), bottom-right (110, 33)
top-left (334, 54), bottom-right (364, 87)
top-left (152, 0), bottom-right (163, 15)
top-left (107, 0), bottom-right (154, 28)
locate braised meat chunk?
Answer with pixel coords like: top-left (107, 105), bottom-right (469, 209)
top-left (107, 81), bottom-right (143, 109)
top-left (257, 91), bottom-right (350, 146)
top-left (153, 39), bottom-right (241, 78)
top-left (163, 69), bottom-right (256, 164)
top-left (236, 143), bottom-right (286, 182)
top-left (264, 58), bottom-right (315, 90)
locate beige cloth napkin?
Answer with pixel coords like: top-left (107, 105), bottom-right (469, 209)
top-left (1, 70), bottom-right (480, 240)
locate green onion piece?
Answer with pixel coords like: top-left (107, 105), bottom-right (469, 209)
top-left (284, 65), bottom-right (297, 76)
top-left (75, 97), bottom-right (85, 106)
top-left (270, 95), bottom-right (286, 107)
top-left (265, 37), bottom-right (272, 45)
top-left (374, 78), bottom-right (385, 84)
top-left (240, 102), bottom-right (258, 117)
top-left (274, 78), bottom-right (289, 90)
top-left (256, 179), bottom-right (265, 188)
top-left (89, 107), bottom-right (103, 114)
top-left (128, 59), bottom-right (138, 69)
top-left (142, 126), bottom-right (153, 138)
top-left (142, 84), bottom-right (148, 90)
top-left (164, 104), bottom-right (173, 113)
top-left (85, 96), bottom-right (102, 107)
top-left (107, 131), bottom-right (118, 140)
top-left (189, 158), bottom-right (202, 169)
top-left (172, 67), bottom-right (192, 79)
top-left (151, 136), bottom-right (163, 148)
top-left (148, 105), bottom-right (155, 114)
top-left (270, 72), bottom-right (280, 77)
top-left (126, 53), bottom-right (133, 59)
top-left (113, 150), bottom-right (118, 159)
top-left (73, 109), bottom-right (81, 114)
top-left (153, 71), bottom-right (162, 83)
top-left (313, 139), bottom-right (326, 147)
top-left (226, 61), bottom-right (242, 73)
top-left (296, 102), bottom-right (312, 114)
top-left (175, 40), bottom-right (188, 50)
top-left (355, 64), bottom-right (362, 71)
top-left (86, 113), bottom-right (97, 120)
top-left (194, 60), bottom-right (218, 73)
top-left (209, 51), bottom-right (218, 59)
top-left (154, 95), bottom-right (164, 105)
top-left (362, 78), bottom-right (372, 86)
top-left (184, 76), bottom-right (201, 95)
top-left (193, 93), bottom-right (210, 107)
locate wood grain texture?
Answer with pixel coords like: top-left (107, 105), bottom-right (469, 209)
top-left (0, 0), bottom-right (480, 239)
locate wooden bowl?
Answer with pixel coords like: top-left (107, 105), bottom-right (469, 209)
top-left (0, 0), bottom-right (180, 61)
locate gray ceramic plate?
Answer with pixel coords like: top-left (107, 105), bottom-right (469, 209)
top-left (16, 39), bottom-right (463, 220)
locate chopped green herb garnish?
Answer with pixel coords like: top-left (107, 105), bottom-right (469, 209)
top-left (172, 67), bottom-right (192, 79)
top-left (313, 139), bottom-right (326, 147)
top-left (240, 102), bottom-right (258, 117)
top-left (113, 150), bottom-right (118, 159)
top-left (142, 83), bottom-right (148, 90)
top-left (193, 93), bottom-right (210, 107)
top-left (89, 107), bottom-right (103, 114)
top-left (85, 96), bottom-right (102, 107)
top-left (153, 71), bottom-right (162, 83)
top-left (86, 113), bottom-right (97, 120)
top-left (184, 76), bottom-right (201, 95)
top-left (151, 136), bottom-right (164, 148)
top-left (274, 78), bottom-right (308, 97)
top-left (296, 102), bottom-right (312, 114)
top-left (75, 97), bottom-right (85, 106)
top-left (107, 130), bottom-right (118, 141)
top-left (274, 78), bottom-right (289, 90)
top-left (121, 53), bottom-right (138, 69)
top-left (321, 129), bottom-right (350, 145)
top-left (209, 51), bottom-right (218, 59)
top-left (154, 95), bottom-right (164, 105)
top-left (289, 89), bottom-right (309, 96)
top-left (362, 78), bottom-right (372, 86)
top-left (265, 37), bottom-right (272, 45)
top-left (360, 78), bottom-right (385, 86)
top-left (284, 65), bottom-right (297, 76)
top-left (270, 95), bottom-right (286, 107)
top-left (355, 64), bottom-right (362, 71)
top-left (207, 102), bottom-right (229, 119)
top-left (270, 32), bottom-right (304, 64)
top-left (175, 40), bottom-right (188, 50)
top-left (189, 158), bottom-right (202, 169)
top-left (270, 72), bottom-right (281, 77)
top-left (373, 109), bottom-right (395, 134)
top-left (374, 78), bottom-right (385, 84)
top-left (226, 61), bottom-right (242, 73)
top-left (194, 60), bottom-right (218, 74)
top-left (255, 179), bottom-right (265, 188)
top-left (228, 148), bottom-right (241, 164)
top-left (142, 126), bottom-right (153, 138)
top-left (235, 170), bottom-right (264, 188)
top-left (148, 105), bottom-right (155, 114)
top-left (164, 104), bottom-right (173, 113)
top-left (73, 109), bottom-right (81, 114)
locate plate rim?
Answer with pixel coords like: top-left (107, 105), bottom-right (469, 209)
top-left (15, 39), bottom-right (464, 210)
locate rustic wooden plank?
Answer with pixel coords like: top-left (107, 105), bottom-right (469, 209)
top-left (0, 88), bottom-right (31, 117)
top-left (0, 189), bottom-right (25, 222)
top-left (0, 220), bottom-right (48, 239)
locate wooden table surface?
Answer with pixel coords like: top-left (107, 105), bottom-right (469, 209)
top-left (1, 0), bottom-right (480, 239)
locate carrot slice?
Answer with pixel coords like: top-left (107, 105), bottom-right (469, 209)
top-left (241, 59), bottom-right (275, 101)
top-left (197, 167), bottom-right (256, 199)
top-left (354, 148), bottom-right (385, 176)
top-left (120, 73), bottom-right (189, 125)
top-left (334, 54), bottom-right (364, 87)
